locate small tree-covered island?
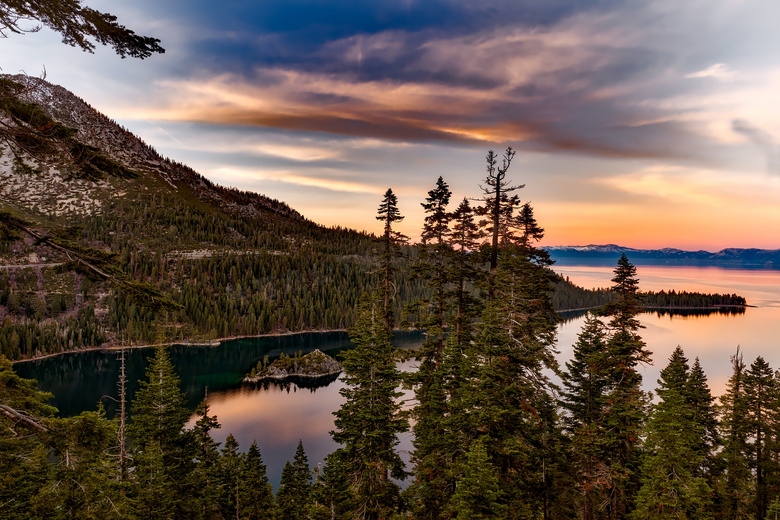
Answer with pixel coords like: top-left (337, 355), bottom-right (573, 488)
top-left (244, 349), bottom-right (343, 383)
top-left (2, 1), bottom-right (778, 519)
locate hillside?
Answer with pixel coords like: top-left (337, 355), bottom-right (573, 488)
top-left (0, 74), bottom-right (409, 360)
top-left (0, 75), bottom-right (747, 361)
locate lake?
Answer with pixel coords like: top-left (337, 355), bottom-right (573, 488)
top-left (13, 265), bottom-right (780, 487)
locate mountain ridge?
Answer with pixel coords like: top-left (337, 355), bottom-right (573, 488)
top-left (1, 73), bottom-right (306, 224)
top-left (545, 244), bottom-right (780, 268)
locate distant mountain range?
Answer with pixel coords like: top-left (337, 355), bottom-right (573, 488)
top-left (545, 245), bottom-right (780, 269)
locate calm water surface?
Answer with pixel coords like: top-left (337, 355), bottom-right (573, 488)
top-left (14, 265), bottom-right (780, 487)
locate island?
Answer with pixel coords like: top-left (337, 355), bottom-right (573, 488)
top-left (244, 349), bottom-right (343, 383)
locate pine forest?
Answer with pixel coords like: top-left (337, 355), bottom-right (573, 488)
top-left (1, 148), bottom-right (776, 520)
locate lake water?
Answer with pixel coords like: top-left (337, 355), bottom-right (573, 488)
top-left (13, 265), bottom-right (780, 487)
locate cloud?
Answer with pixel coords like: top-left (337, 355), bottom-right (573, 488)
top-left (732, 119), bottom-right (780, 175)
top-left (685, 63), bottom-right (736, 81)
top-left (128, 11), bottom-right (727, 161)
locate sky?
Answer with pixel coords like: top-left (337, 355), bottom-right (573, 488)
top-left (3, 0), bottom-right (780, 250)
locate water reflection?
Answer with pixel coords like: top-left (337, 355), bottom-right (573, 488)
top-left (558, 306), bottom-right (745, 325)
top-left (13, 330), bottom-right (423, 418)
top-left (249, 373), bottom-right (341, 392)
top-left (650, 307), bottom-right (746, 318)
top-left (13, 266), bottom-right (780, 489)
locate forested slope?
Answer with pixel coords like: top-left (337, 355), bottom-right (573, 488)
top-left (0, 76), bottom-right (745, 361)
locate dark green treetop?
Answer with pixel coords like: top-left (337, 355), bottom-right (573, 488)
top-left (1, 0), bottom-right (164, 58)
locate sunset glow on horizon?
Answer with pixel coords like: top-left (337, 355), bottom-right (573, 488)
top-left (4, 0), bottom-right (779, 250)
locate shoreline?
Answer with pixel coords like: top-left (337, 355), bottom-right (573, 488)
top-left (558, 304), bottom-right (750, 313)
top-left (10, 303), bottom-right (749, 365)
top-left (10, 328), bottom-right (348, 365)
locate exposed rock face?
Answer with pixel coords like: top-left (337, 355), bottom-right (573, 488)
top-left (1, 73), bottom-right (306, 222)
top-left (244, 349), bottom-right (342, 383)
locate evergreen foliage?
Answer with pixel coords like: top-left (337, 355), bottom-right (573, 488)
top-left (0, 0), bottom-right (164, 58)
top-left (238, 440), bottom-right (275, 520)
top-left (309, 451), bottom-right (355, 520)
top-left (331, 294), bottom-right (408, 519)
top-left (376, 188), bottom-right (408, 331)
top-left (745, 356), bottom-right (777, 520)
top-left (220, 433), bottom-right (242, 520)
top-left (632, 347), bottom-right (713, 519)
top-left (452, 440), bottom-right (506, 520)
top-left (407, 176), bottom-right (454, 519)
top-left (717, 348), bottom-right (754, 519)
top-left (561, 314), bottom-right (610, 519)
top-left (128, 345), bottom-right (195, 517)
top-left (1, 149), bottom-right (773, 520)
top-left (276, 442), bottom-right (312, 520)
top-left (596, 254), bottom-right (651, 518)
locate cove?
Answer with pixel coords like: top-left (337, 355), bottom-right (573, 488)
top-left (13, 265), bottom-right (780, 487)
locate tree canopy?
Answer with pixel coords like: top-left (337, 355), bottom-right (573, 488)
top-left (1, 0), bottom-right (164, 58)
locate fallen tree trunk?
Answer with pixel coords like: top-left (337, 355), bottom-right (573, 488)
top-left (0, 404), bottom-right (48, 432)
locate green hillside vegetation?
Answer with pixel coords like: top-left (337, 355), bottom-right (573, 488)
top-left (0, 79), bottom-right (746, 362)
top-left (0, 150), bottom-right (768, 520)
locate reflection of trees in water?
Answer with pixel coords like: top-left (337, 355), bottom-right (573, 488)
top-left (15, 330), bottom-right (424, 418)
top-left (558, 310), bottom-right (590, 323)
top-left (249, 373), bottom-right (342, 394)
top-left (558, 306), bottom-right (746, 324)
top-left (650, 307), bottom-right (746, 318)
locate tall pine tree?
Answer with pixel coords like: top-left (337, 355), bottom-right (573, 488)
top-left (129, 345), bottom-right (194, 519)
top-left (376, 188), bottom-right (408, 331)
top-left (632, 346), bottom-right (713, 519)
top-left (744, 356), bottom-right (777, 520)
top-left (238, 440), bottom-right (275, 520)
top-left (596, 254), bottom-right (651, 519)
top-left (331, 294), bottom-right (408, 520)
top-left (561, 314), bottom-right (610, 520)
top-left (408, 176), bottom-right (454, 519)
top-left (717, 347), bottom-right (753, 520)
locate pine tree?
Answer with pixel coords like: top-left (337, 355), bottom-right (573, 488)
top-left (561, 314), bottom-right (610, 520)
top-left (238, 440), bottom-right (274, 520)
top-left (192, 394), bottom-right (222, 519)
top-left (632, 346), bottom-right (713, 519)
top-left (596, 254), bottom-right (651, 518)
top-left (452, 440), bottom-right (506, 520)
top-left (376, 188), bottom-right (407, 331)
top-left (675, 357), bottom-right (724, 516)
top-left (310, 451), bottom-right (355, 520)
top-left (0, 354), bottom-right (56, 517)
top-left (475, 147), bottom-right (523, 296)
top-left (446, 198), bottom-right (481, 351)
top-left (717, 347), bottom-right (753, 520)
top-left (471, 199), bottom-right (560, 516)
top-left (292, 439), bottom-right (313, 511)
top-left (408, 176), bottom-right (454, 519)
top-left (276, 461), bottom-right (301, 520)
top-left (220, 433), bottom-right (242, 520)
top-left (331, 294), bottom-right (408, 520)
top-left (43, 408), bottom-right (127, 519)
top-left (744, 356), bottom-right (777, 520)
top-left (129, 345), bottom-right (190, 452)
top-left (129, 345), bottom-right (194, 517)
top-left (686, 358), bottom-right (720, 484)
